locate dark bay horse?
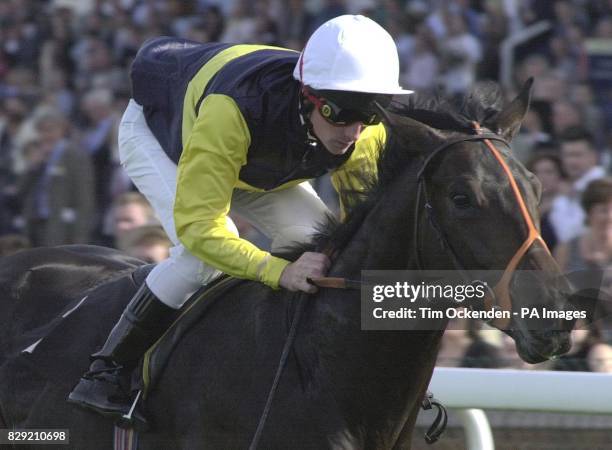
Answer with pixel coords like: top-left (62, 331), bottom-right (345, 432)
top-left (0, 80), bottom-right (574, 449)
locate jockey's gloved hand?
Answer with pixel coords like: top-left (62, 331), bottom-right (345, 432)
top-left (279, 252), bottom-right (331, 293)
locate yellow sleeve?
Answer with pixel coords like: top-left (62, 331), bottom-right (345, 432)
top-left (331, 124), bottom-right (386, 219)
top-left (174, 94), bottom-right (290, 289)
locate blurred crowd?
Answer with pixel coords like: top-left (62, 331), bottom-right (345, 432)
top-left (1, 0), bottom-right (612, 371)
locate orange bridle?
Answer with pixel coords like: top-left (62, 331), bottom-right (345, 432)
top-left (414, 122), bottom-right (551, 329)
top-left (470, 122), bottom-right (551, 328)
top-left (311, 122), bottom-right (551, 330)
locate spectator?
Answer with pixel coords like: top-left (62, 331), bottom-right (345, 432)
top-left (183, 21), bottom-right (209, 44)
top-left (565, 24), bottom-right (589, 82)
top-left (436, 319), bottom-right (472, 367)
top-left (220, 0), bottom-right (258, 43)
top-left (38, 6), bottom-right (76, 88)
top-left (40, 70), bottom-right (75, 117)
top-left (80, 88), bottom-right (118, 232)
top-left (478, 0), bottom-right (509, 80)
top-left (555, 177), bottom-right (612, 272)
top-left (588, 4), bottom-right (612, 25)
top-left (595, 15), bottom-right (612, 38)
top-left (0, 233), bottom-right (30, 256)
top-left (3, 66), bottom-right (39, 101)
top-left (526, 151), bottom-right (567, 252)
top-left (0, 96), bottom-right (28, 234)
top-left (71, 36), bottom-right (126, 93)
top-left (535, 74), bottom-right (568, 104)
top-left (549, 127), bottom-right (605, 244)
top-left (553, 320), bottom-right (612, 372)
top-left (309, 0), bottom-right (348, 34)
top-left (552, 320), bottom-right (593, 371)
top-left (112, 21), bottom-right (144, 67)
top-left (400, 24), bottom-right (439, 93)
top-left (548, 35), bottom-right (577, 80)
top-left (0, 9), bottom-right (40, 69)
top-left (278, 0), bottom-right (312, 50)
top-left (460, 322), bottom-right (506, 369)
top-left (552, 0), bottom-right (589, 36)
top-left (438, 13), bottom-right (482, 96)
top-left (571, 83), bottom-right (605, 146)
top-left (516, 54), bottom-right (551, 90)
top-left (15, 110), bottom-right (95, 246)
top-left (587, 340), bottom-right (612, 372)
top-left (254, 13), bottom-right (280, 46)
top-left (106, 191), bottom-right (158, 246)
top-left (118, 224), bottom-right (171, 263)
top-left (551, 99), bottom-right (582, 140)
top-left (512, 109), bottom-right (551, 163)
top-left (201, 5), bottom-right (225, 43)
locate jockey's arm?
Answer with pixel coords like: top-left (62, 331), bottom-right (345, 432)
top-left (330, 124), bottom-right (386, 220)
top-left (174, 94), bottom-right (290, 289)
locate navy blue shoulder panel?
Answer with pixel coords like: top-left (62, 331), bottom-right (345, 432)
top-left (201, 49), bottom-right (299, 110)
top-left (130, 37), bottom-right (232, 162)
top-left (204, 49), bottom-right (352, 190)
top-left (203, 49), bottom-right (300, 140)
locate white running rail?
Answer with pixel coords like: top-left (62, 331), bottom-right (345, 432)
top-left (428, 368), bottom-right (612, 450)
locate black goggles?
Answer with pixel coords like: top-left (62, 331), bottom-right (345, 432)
top-left (303, 90), bottom-right (382, 126)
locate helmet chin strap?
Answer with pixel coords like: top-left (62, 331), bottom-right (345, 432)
top-left (298, 86), bottom-right (321, 147)
top-left (298, 42), bottom-right (327, 147)
top-left (298, 41), bottom-right (317, 144)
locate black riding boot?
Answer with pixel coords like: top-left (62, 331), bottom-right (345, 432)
top-left (68, 283), bottom-right (177, 427)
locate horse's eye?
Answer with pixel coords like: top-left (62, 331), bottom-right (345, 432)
top-left (451, 194), bottom-right (471, 209)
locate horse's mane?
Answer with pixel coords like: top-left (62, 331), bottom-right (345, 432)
top-left (277, 82), bottom-right (506, 260)
top-left (395, 81), bottom-right (505, 133)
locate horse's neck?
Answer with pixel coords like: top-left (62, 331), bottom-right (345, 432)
top-left (306, 181), bottom-right (442, 443)
top-left (333, 180), bottom-right (418, 277)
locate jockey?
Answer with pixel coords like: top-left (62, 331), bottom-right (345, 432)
top-left (68, 15), bottom-right (412, 421)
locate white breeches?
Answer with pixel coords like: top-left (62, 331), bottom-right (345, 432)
top-left (118, 100), bottom-right (329, 308)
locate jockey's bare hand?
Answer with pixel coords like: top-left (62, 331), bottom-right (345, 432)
top-left (279, 252), bottom-right (331, 293)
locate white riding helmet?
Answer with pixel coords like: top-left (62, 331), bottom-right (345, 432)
top-left (293, 15), bottom-right (413, 95)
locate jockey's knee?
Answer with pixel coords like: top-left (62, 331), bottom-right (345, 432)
top-left (146, 245), bottom-right (222, 308)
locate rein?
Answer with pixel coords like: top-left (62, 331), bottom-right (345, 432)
top-left (248, 290), bottom-right (308, 450)
top-left (308, 276), bottom-right (360, 289)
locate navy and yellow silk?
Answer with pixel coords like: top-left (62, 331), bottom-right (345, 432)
top-left (131, 37), bottom-right (385, 289)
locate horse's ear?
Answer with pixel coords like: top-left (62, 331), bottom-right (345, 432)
top-left (381, 109), bottom-right (447, 153)
top-left (492, 77), bottom-right (534, 141)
